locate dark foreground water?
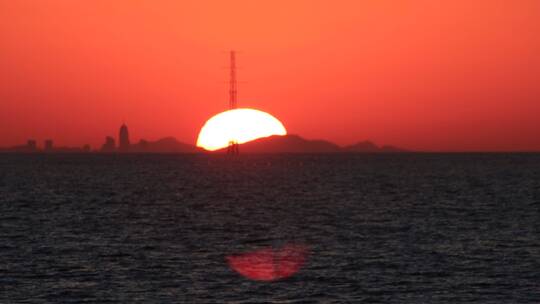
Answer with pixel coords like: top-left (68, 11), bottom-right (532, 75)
top-left (1, 154), bottom-right (539, 303)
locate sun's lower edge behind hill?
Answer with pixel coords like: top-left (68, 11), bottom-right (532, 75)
top-left (196, 108), bottom-right (287, 151)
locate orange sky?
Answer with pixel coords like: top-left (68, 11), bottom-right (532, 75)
top-left (1, 0), bottom-right (539, 151)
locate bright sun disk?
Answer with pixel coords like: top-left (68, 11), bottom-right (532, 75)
top-left (197, 108), bottom-right (287, 151)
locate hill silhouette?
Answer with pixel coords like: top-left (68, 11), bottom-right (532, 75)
top-left (343, 140), bottom-right (406, 153)
top-left (213, 134), bottom-right (406, 153)
top-left (343, 140), bottom-right (380, 152)
top-left (215, 134), bottom-right (341, 153)
top-left (131, 137), bottom-right (202, 153)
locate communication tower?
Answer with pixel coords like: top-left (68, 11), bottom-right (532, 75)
top-left (227, 50), bottom-right (239, 155)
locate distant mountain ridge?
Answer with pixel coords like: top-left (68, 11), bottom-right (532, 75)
top-left (343, 140), bottom-right (406, 153)
top-left (213, 134), bottom-right (407, 153)
top-left (131, 137), bottom-right (203, 153)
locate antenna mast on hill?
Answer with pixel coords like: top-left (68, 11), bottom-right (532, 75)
top-left (229, 51), bottom-right (238, 110)
top-left (227, 50), bottom-right (239, 155)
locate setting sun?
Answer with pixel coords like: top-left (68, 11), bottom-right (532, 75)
top-left (197, 108), bottom-right (287, 151)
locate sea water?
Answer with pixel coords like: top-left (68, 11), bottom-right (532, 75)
top-left (1, 154), bottom-right (539, 303)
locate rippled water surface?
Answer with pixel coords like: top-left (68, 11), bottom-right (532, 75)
top-left (1, 154), bottom-right (539, 303)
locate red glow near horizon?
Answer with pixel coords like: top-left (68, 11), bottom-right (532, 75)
top-left (226, 244), bottom-right (309, 281)
top-left (1, 1), bottom-right (540, 151)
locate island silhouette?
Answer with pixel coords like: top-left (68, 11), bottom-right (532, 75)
top-left (212, 134), bottom-right (405, 153)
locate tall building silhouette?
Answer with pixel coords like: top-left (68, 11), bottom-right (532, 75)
top-left (101, 136), bottom-right (116, 152)
top-left (119, 123), bottom-right (130, 152)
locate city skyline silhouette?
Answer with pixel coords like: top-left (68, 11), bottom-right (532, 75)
top-left (0, 122), bottom-right (406, 154)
